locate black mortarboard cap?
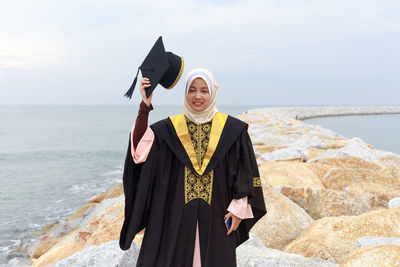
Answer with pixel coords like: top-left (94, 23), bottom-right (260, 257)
top-left (124, 36), bottom-right (184, 99)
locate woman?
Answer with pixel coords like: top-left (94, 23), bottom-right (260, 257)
top-left (119, 68), bottom-right (266, 267)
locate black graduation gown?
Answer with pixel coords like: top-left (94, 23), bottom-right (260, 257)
top-left (119, 113), bottom-right (266, 267)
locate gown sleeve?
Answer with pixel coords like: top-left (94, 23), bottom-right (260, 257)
top-left (130, 125), bottom-right (154, 164)
top-left (228, 128), bottom-right (267, 246)
top-left (133, 100), bottom-right (153, 149)
top-left (119, 132), bottom-right (159, 251)
top-left (227, 196), bottom-right (254, 219)
top-left (130, 100), bottom-right (155, 163)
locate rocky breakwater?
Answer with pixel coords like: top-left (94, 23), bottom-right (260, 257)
top-left (12, 106), bottom-right (400, 267)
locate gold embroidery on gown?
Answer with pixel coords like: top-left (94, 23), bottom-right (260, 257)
top-left (184, 118), bottom-right (214, 205)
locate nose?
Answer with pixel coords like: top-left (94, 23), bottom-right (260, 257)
top-left (194, 91), bottom-right (202, 99)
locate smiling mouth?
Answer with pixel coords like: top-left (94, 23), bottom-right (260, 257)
top-left (193, 102), bottom-right (203, 107)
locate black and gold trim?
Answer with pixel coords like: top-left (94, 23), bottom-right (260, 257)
top-left (166, 57), bottom-right (184, 89)
top-left (253, 177), bottom-right (262, 187)
top-left (169, 112), bottom-right (228, 176)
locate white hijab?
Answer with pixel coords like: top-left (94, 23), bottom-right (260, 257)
top-left (183, 68), bottom-right (219, 124)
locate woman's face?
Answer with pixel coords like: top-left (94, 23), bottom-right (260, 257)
top-left (187, 78), bottom-right (210, 112)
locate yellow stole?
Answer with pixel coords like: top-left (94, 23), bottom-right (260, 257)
top-left (169, 112), bottom-right (228, 176)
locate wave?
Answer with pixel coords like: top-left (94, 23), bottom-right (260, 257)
top-left (0, 161), bottom-right (124, 264)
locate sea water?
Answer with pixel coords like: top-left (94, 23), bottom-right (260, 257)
top-left (305, 114), bottom-right (400, 154)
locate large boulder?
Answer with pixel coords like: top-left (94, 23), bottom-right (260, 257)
top-left (278, 187), bottom-right (374, 219)
top-left (259, 161), bottom-right (325, 189)
top-left (321, 168), bottom-right (400, 207)
top-left (31, 196), bottom-right (126, 267)
top-left (357, 236), bottom-right (400, 247)
top-left (259, 147), bottom-right (307, 162)
top-left (305, 162), bottom-right (332, 180)
top-left (310, 157), bottom-right (381, 172)
top-left (310, 138), bottom-right (393, 163)
top-left (284, 207), bottom-right (400, 263)
top-left (50, 240), bottom-right (140, 267)
top-left (378, 154), bottom-right (400, 170)
top-left (315, 139), bottom-right (348, 150)
top-left (237, 234), bottom-right (337, 267)
top-left (248, 124), bottom-right (296, 147)
top-left (250, 186), bottom-right (314, 250)
top-left (340, 245), bottom-right (400, 267)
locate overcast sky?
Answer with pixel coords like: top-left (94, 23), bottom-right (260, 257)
top-left (1, 0), bottom-right (399, 106)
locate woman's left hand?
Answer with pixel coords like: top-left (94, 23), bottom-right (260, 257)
top-left (224, 212), bottom-right (242, 235)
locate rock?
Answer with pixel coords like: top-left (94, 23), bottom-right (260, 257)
top-left (78, 195), bottom-right (124, 227)
top-left (31, 237), bottom-right (61, 259)
top-left (34, 221), bottom-right (60, 237)
top-left (88, 183), bottom-right (123, 204)
top-left (278, 186), bottom-right (315, 217)
top-left (255, 145), bottom-right (288, 154)
top-left (65, 203), bottom-right (97, 223)
top-left (306, 127), bottom-right (342, 140)
top-left (284, 207), bottom-right (400, 263)
top-left (88, 192), bottom-right (108, 204)
top-left (47, 219), bottom-right (82, 239)
top-left (260, 147), bottom-right (307, 162)
top-left (291, 135), bottom-right (323, 148)
top-left (278, 187), bottom-right (374, 219)
top-left (45, 203), bottom-right (97, 239)
top-left (379, 165), bottom-right (400, 180)
top-left (5, 256), bottom-right (32, 267)
top-left (378, 154), bottom-right (400, 169)
top-left (321, 168), bottom-right (400, 207)
top-left (49, 240), bottom-right (140, 267)
top-left (310, 157), bottom-right (382, 172)
top-left (259, 161), bottom-right (325, 189)
top-left (65, 184), bottom-right (123, 224)
top-left (357, 236), bottom-right (400, 247)
top-left (236, 234), bottom-right (338, 267)
top-left (31, 197), bottom-right (125, 266)
top-left (321, 168), bottom-right (374, 191)
top-left (31, 242), bottom-right (86, 267)
top-left (316, 139), bottom-right (348, 150)
top-left (237, 113), bottom-right (270, 125)
top-left (12, 238), bottom-right (41, 258)
top-left (248, 124), bottom-right (296, 147)
top-left (306, 148), bottom-right (326, 160)
top-left (388, 197), bottom-right (400, 208)
top-left (305, 163), bottom-right (332, 180)
top-left (250, 186), bottom-right (314, 250)
top-left (340, 245), bottom-right (400, 267)
top-left (311, 138), bottom-right (394, 163)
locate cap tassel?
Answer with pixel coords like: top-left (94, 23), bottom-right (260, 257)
top-left (124, 68), bottom-right (140, 99)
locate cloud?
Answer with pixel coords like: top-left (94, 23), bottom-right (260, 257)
top-left (0, 32), bottom-right (67, 70)
top-left (0, 0), bottom-right (399, 104)
top-left (2, 0), bottom-right (399, 71)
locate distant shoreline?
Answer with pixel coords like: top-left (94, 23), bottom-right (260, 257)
top-left (300, 112), bottom-right (400, 120)
top-left (246, 106), bottom-right (400, 121)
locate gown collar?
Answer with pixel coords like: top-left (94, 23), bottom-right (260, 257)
top-left (169, 112), bottom-right (228, 175)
